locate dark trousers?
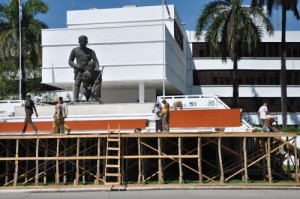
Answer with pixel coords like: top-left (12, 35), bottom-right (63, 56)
top-left (22, 113), bottom-right (38, 133)
top-left (155, 119), bottom-right (163, 132)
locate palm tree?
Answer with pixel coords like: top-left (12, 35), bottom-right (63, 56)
top-left (0, 0), bottom-right (48, 99)
top-left (251, 0), bottom-right (300, 128)
top-left (195, 0), bottom-right (274, 108)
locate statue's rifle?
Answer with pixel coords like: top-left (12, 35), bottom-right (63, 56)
top-left (91, 66), bottom-right (105, 95)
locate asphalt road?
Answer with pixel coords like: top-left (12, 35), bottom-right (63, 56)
top-left (0, 189), bottom-right (299, 199)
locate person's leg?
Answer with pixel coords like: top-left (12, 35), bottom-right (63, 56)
top-left (164, 113), bottom-right (170, 132)
top-left (58, 117), bottom-right (64, 133)
top-left (52, 118), bottom-right (57, 133)
top-left (53, 117), bottom-right (60, 133)
top-left (155, 120), bottom-right (158, 132)
top-left (63, 118), bottom-right (71, 134)
top-left (22, 114), bottom-right (30, 133)
top-left (162, 113), bottom-right (166, 131)
top-left (158, 119), bottom-right (163, 132)
top-left (28, 115), bottom-right (38, 132)
top-left (74, 72), bottom-right (82, 102)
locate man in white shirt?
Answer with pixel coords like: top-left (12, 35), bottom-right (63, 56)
top-left (54, 97), bottom-right (71, 134)
top-left (258, 103), bottom-right (268, 125)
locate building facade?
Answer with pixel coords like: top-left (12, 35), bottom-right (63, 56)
top-left (41, 5), bottom-right (300, 124)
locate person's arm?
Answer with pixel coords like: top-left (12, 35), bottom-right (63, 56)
top-left (64, 104), bottom-right (68, 118)
top-left (265, 107), bottom-right (269, 114)
top-left (91, 50), bottom-right (100, 71)
top-left (68, 49), bottom-right (81, 69)
top-left (32, 102), bottom-right (38, 117)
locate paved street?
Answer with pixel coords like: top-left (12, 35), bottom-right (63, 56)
top-left (0, 189), bottom-right (299, 199)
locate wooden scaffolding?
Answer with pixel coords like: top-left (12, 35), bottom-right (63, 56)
top-left (0, 132), bottom-right (299, 187)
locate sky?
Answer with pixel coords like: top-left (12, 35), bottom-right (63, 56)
top-left (1, 0), bottom-right (300, 31)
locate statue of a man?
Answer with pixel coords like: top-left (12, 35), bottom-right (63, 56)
top-left (68, 35), bottom-right (102, 102)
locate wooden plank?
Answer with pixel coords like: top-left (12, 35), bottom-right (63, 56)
top-left (0, 132), bottom-right (297, 139)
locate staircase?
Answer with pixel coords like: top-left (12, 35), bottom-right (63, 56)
top-left (104, 130), bottom-right (121, 185)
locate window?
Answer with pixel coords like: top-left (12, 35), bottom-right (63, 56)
top-left (192, 42), bottom-right (300, 58)
top-left (193, 70), bottom-right (300, 85)
top-left (174, 22), bottom-right (184, 50)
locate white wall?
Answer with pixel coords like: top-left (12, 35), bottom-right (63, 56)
top-left (101, 88), bottom-right (156, 104)
top-left (42, 5), bottom-right (188, 103)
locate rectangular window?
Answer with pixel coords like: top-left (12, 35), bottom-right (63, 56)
top-left (193, 70), bottom-right (300, 86)
top-left (192, 42), bottom-right (300, 58)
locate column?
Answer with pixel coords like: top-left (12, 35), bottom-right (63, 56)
top-left (139, 81), bottom-right (145, 103)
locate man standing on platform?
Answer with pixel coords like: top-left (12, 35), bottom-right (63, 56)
top-left (258, 102), bottom-right (269, 125)
top-left (161, 99), bottom-right (170, 132)
top-left (69, 35), bottom-right (101, 102)
top-left (21, 93), bottom-right (39, 134)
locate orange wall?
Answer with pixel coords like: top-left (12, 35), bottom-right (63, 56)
top-left (0, 109), bottom-right (240, 132)
top-left (0, 120), bottom-right (147, 132)
top-left (170, 109), bottom-right (241, 127)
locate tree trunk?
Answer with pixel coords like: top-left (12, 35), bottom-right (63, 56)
top-left (232, 58), bottom-right (239, 108)
top-left (280, 2), bottom-right (288, 129)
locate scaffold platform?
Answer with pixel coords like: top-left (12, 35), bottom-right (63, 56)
top-left (0, 131), bottom-right (298, 188)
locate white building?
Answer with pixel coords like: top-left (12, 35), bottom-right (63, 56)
top-left (41, 4), bottom-right (300, 124)
top-left (42, 5), bottom-right (186, 104)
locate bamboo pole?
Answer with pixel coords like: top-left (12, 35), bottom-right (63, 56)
top-left (95, 138), bottom-right (100, 185)
top-left (122, 136), bottom-right (127, 183)
top-left (243, 137), bottom-right (248, 183)
top-left (218, 137), bottom-right (224, 183)
top-left (141, 140), bottom-right (214, 182)
top-left (55, 138), bottom-right (60, 185)
top-left (63, 139), bottom-right (67, 185)
top-left (35, 138), bottom-right (39, 186)
top-left (25, 140), bottom-right (29, 184)
top-left (266, 137), bottom-right (272, 183)
top-left (138, 137), bottom-right (142, 184)
top-left (286, 137), bottom-right (291, 180)
top-left (82, 140), bottom-right (86, 184)
top-left (13, 139), bottom-right (19, 187)
top-left (294, 137), bottom-right (299, 183)
top-left (158, 138), bottom-right (163, 184)
top-left (5, 140), bottom-right (10, 185)
top-left (75, 138), bottom-right (80, 186)
top-left (178, 137), bottom-right (183, 184)
top-left (43, 140), bottom-right (48, 185)
top-left (198, 137), bottom-right (203, 183)
top-left (225, 143), bottom-right (288, 181)
top-left (141, 137), bottom-right (145, 183)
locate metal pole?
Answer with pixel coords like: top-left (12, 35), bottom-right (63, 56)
top-left (162, 0), bottom-right (166, 97)
top-left (19, 0), bottom-right (22, 100)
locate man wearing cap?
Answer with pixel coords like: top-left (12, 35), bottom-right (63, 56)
top-left (21, 93), bottom-right (39, 134)
top-left (262, 115), bottom-right (278, 132)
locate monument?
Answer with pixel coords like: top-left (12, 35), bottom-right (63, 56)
top-left (68, 35), bottom-right (103, 102)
